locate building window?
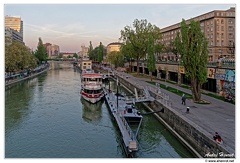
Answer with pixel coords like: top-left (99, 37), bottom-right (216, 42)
top-left (228, 26), bottom-right (233, 31)
top-left (221, 19), bottom-right (224, 24)
top-left (216, 19), bottom-right (219, 24)
top-left (221, 26), bottom-right (224, 31)
top-left (228, 19), bottom-right (233, 24)
top-left (217, 26), bottom-right (219, 31)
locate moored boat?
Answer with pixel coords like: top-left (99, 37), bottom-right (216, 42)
top-left (81, 69), bottom-right (104, 103)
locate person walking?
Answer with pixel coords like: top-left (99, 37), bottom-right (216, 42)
top-left (181, 94), bottom-right (186, 105)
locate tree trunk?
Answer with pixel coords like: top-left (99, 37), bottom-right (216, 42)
top-left (129, 61), bottom-right (132, 72)
top-left (142, 61), bottom-right (145, 74)
top-left (191, 78), bottom-right (201, 102)
top-left (136, 58), bottom-right (139, 74)
top-left (150, 72), bottom-right (152, 81)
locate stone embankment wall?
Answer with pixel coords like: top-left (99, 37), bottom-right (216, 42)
top-left (116, 75), bottom-right (232, 158)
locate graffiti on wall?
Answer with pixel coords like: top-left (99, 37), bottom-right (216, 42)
top-left (218, 70), bottom-right (235, 97)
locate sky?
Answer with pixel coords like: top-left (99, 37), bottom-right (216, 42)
top-left (3, 1), bottom-right (236, 53)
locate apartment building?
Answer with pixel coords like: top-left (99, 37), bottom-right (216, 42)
top-left (160, 7), bottom-right (235, 62)
top-left (43, 43), bottom-right (60, 58)
top-left (5, 16), bottom-right (24, 43)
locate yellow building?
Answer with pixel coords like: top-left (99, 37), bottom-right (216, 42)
top-left (106, 42), bottom-right (123, 54)
top-left (5, 16), bottom-right (23, 43)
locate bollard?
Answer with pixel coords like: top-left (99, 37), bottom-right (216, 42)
top-left (186, 107), bottom-right (190, 113)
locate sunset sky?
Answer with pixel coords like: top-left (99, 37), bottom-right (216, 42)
top-left (3, 1), bottom-right (236, 53)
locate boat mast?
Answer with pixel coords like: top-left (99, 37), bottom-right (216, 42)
top-left (117, 77), bottom-right (119, 109)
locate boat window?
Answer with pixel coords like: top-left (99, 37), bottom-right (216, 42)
top-left (127, 108), bottom-right (133, 113)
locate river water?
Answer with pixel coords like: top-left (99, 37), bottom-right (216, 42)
top-left (5, 61), bottom-right (194, 158)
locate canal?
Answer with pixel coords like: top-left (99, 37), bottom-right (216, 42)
top-left (5, 61), bottom-right (194, 158)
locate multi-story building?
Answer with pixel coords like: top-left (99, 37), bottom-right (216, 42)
top-left (106, 42), bottom-right (123, 54)
top-left (61, 52), bottom-right (76, 58)
top-left (160, 7), bottom-right (235, 62)
top-left (79, 44), bottom-right (89, 59)
top-left (43, 43), bottom-right (60, 58)
top-left (5, 16), bottom-right (24, 43)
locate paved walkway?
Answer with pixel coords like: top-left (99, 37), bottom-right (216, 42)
top-left (111, 70), bottom-right (235, 154)
top-left (5, 65), bottom-right (50, 87)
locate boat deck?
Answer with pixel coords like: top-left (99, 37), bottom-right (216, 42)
top-left (104, 88), bottom-right (141, 153)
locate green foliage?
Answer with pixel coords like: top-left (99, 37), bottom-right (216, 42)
top-left (73, 53), bottom-right (78, 58)
top-left (34, 37), bottom-right (48, 63)
top-left (58, 53), bottom-right (63, 58)
top-left (147, 34), bottom-right (156, 75)
top-left (5, 41), bottom-right (37, 72)
top-left (120, 19), bottom-right (162, 73)
top-left (174, 19), bottom-right (209, 101)
top-left (88, 41), bottom-right (93, 59)
top-left (98, 42), bottom-right (104, 63)
top-left (107, 51), bottom-right (124, 68)
top-left (121, 42), bottom-right (135, 72)
top-left (89, 46), bottom-right (99, 61)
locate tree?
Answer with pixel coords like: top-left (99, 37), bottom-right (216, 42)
top-left (106, 51), bottom-right (124, 68)
top-left (147, 35), bottom-right (156, 81)
top-left (89, 46), bottom-right (99, 61)
top-left (34, 37), bottom-right (47, 64)
top-left (73, 53), bottom-right (78, 59)
top-left (98, 42), bottom-right (104, 63)
top-left (88, 41), bottom-right (93, 59)
top-left (58, 53), bottom-right (63, 58)
top-left (120, 19), bottom-right (162, 73)
top-left (121, 42), bottom-right (135, 72)
top-left (5, 41), bottom-right (37, 73)
top-left (175, 19), bottom-right (209, 102)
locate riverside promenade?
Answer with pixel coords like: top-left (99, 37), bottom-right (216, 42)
top-left (5, 63), bottom-right (50, 87)
top-left (100, 67), bottom-right (235, 156)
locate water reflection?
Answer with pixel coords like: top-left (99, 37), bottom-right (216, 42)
top-left (81, 97), bottom-right (103, 123)
top-left (5, 73), bottom-right (47, 135)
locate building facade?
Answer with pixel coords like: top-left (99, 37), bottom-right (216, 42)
top-left (106, 42), bottom-right (123, 54)
top-left (61, 52), bottom-right (75, 58)
top-left (160, 7), bottom-right (235, 62)
top-left (5, 16), bottom-right (24, 43)
top-left (43, 43), bottom-right (60, 58)
top-left (79, 44), bottom-right (89, 59)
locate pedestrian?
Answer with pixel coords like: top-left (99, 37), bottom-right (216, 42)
top-left (213, 132), bottom-right (219, 140)
top-left (213, 132), bottom-right (223, 144)
top-left (181, 94), bottom-right (186, 105)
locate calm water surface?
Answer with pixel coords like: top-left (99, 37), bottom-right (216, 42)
top-left (5, 62), bottom-right (194, 158)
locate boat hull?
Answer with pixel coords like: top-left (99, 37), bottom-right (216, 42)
top-left (81, 91), bottom-right (104, 104)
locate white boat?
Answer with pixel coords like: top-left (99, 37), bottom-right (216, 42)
top-left (81, 69), bottom-right (104, 104)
